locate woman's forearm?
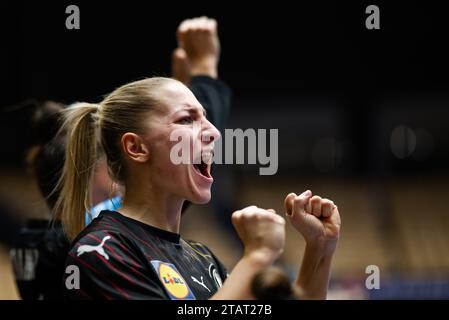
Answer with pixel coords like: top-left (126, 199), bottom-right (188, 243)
top-left (295, 242), bottom-right (336, 300)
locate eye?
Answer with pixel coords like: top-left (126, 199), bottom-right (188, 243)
top-left (177, 116), bottom-right (194, 125)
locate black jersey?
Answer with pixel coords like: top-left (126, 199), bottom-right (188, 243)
top-left (63, 210), bottom-right (228, 300)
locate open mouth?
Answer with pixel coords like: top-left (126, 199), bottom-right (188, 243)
top-left (193, 160), bottom-right (212, 179)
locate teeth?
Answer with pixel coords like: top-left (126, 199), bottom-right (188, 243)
top-left (192, 150), bottom-right (214, 165)
top-left (202, 152), bottom-right (213, 164)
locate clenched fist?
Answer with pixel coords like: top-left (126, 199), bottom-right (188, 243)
top-left (232, 206), bottom-right (286, 265)
top-left (284, 190), bottom-right (341, 252)
top-left (172, 16), bottom-right (220, 83)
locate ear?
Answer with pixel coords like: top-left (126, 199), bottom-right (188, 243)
top-left (121, 132), bottom-right (150, 163)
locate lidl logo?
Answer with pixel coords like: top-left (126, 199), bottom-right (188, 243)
top-left (151, 260), bottom-right (195, 300)
top-left (163, 273), bottom-right (184, 285)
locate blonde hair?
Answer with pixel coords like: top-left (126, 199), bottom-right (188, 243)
top-left (53, 77), bottom-right (178, 240)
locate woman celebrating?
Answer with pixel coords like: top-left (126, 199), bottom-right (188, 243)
top-left (10, 17), bottom-right (233, 300)
top-left (56, 77), bottom-right (286, 299)
top-left (56, 19), bottom-right (341, 300)
top-left (56, 76), bottom-right (340, 300)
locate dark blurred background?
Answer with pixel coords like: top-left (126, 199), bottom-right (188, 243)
top-left (1, 1), bottom-right (448, 299)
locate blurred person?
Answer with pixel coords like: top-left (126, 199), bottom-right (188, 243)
top-left (9, 100), bottom-right (115, 300)
top-left (10, 101), bottom-right (74, 300)
top-left (9, 100), bottom-right (112, 300)
top-left (251, 266), bottom-right (297, 300)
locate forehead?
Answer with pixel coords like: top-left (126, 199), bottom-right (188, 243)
top-left (157, 81), bottom-right (204, 115)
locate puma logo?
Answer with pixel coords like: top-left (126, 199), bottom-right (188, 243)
top-left (191, 276), bottom-right (210, 292)
top-left (77, 235), bottom-right (111, 260)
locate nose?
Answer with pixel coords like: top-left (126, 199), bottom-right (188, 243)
top-left (201, 118), bottom-right (221, 144)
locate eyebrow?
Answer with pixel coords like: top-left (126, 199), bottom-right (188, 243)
top-left (176, 105), bottom-right (207, 117)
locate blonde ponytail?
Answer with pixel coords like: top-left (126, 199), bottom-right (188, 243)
top-left (53, 103), bottom-right (100, 240)
top-left (53, 77), bottom-right (179, 240)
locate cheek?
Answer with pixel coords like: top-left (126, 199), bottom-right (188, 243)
top-left (167, 127), bottom-right (197, 162)
top-left (150, 132), bottom-right (188, 178)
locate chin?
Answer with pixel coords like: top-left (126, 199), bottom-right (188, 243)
top-left (190, 190), bottom-right (212, 204)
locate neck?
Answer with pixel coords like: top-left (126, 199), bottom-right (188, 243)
top-left (120, 177), bottom-right (184, 234)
